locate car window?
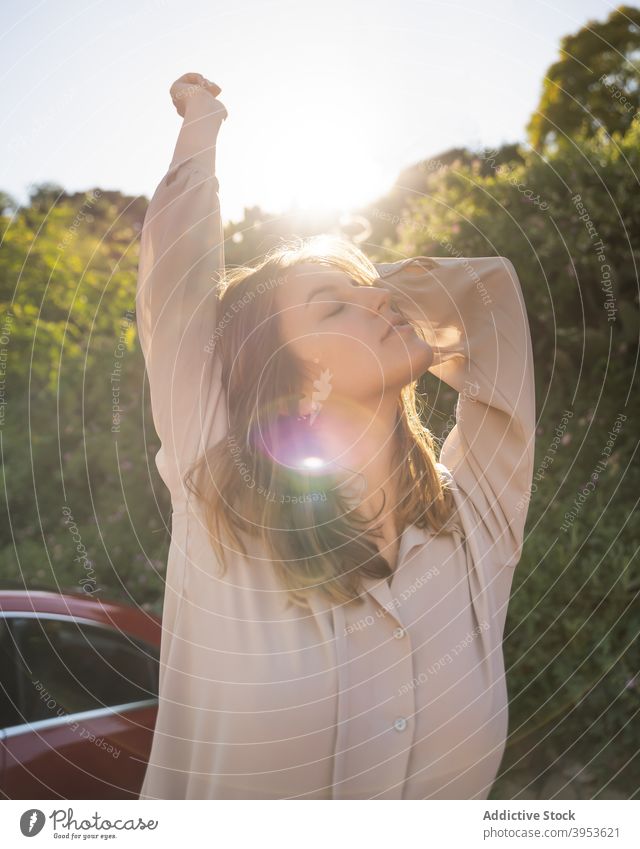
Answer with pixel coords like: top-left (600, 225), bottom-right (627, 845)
top-left (0, 617), bottom-right (24, 728)
top-left (2, 616), bottom-right (159, 727)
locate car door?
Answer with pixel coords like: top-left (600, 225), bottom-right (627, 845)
top-left (0, 612), bottom-right (159, 799)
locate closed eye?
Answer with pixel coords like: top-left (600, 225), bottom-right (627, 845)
top-left (324, 278), bottom-right (360, 318)
top-left (326, 303), bottom-right (345, 318)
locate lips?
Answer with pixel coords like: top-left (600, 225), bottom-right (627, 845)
top-left (382, 317), bottom-right (412, 341)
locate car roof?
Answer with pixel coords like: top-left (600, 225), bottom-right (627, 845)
top-left (0, 588), bottom-right (161, 646)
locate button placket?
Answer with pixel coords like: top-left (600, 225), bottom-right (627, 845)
top-left (333, 530), bottom-right (432, 799)
top-left (383, 635), bottom-right (416, 797)
top-left (381, 539), bottom-right (425, 794)
top-left (334, 595), bottom-right (417, 799)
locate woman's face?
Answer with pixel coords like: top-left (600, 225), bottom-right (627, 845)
top-left (275, 262), bottom-right (434, 409)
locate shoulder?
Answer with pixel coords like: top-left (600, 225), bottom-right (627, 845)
top-left (434, 462), bottom-right (466, 536)
top-left (435, 461), bottom-right (455, 488)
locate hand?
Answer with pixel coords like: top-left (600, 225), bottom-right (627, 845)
top-left (169, 72), bottom-right (225, 118)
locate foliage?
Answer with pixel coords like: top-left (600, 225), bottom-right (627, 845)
top-left (527, 5), bottom-right (640, 151)
top-left (0, 188), bottom-right (167, 614)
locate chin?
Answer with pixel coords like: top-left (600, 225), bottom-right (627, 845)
top-left (386, 338), bottom-right (434, 383)
top-left (415, 338), bottom-right (435, 371)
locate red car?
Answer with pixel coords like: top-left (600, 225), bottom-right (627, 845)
top-left (0, 589), bottom-right (161, 799)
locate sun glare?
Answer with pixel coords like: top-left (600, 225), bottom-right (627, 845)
top-left (258, 111), bottom-right (395, 215)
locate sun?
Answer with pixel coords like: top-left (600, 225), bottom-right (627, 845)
top-left (288, 123), bottom-right (392, 212)
top-left (257, 109), bottom-right (396, 215)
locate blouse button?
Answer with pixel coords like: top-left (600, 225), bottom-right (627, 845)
top-left (393, 716), bottom-right (408, 732)
top-left (393, 626), bottom-right (406, 639)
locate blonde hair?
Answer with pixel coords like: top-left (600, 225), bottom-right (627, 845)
top-left (183, 234), bottom-right (455, 610)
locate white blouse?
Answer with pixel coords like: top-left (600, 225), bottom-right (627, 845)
top-left (136, 92), bottom-right (536, 799)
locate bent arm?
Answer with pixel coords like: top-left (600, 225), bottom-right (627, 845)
top-left (136, 89), bottom-right (228, 503)
top-left (376, 255), bottom-right (536, 569)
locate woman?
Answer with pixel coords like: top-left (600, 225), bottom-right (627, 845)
top-left (136, 72), bottom-right (536, 800)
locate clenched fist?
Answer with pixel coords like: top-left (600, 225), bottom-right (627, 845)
top-left (169, 72), bottom-right (226, 119)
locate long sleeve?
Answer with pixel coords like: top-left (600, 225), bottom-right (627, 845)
top-left (136, 90), bottom-right (229, 506)
top-left (375, 255), bottom-right (536, 570)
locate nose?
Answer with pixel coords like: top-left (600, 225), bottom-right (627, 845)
top-left (368, 281), bottom-right (393, 312)
top-left (364, 283), bottom-right (403, 342)
top-left (369, 281), bottom-right (402, 321)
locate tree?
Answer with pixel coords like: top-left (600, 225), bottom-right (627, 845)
top-left (527, 5), bottom-right (640, 151)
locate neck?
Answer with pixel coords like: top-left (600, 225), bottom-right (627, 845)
top-left (305, 393), bottom-right (402, 525)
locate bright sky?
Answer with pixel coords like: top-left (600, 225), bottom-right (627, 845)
top-left (1, 0), bottom-right (620, 222)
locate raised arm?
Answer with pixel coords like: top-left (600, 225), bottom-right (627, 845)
top-left (375, 255), bottom-right (536, 570)
top-left (136, 74), bottom-right (229, 505)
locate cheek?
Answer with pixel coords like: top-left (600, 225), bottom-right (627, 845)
top-left (384, 335), bottom-right (434, 380)
top-left (317, 335), bottom-right (386, 394)
top-left (320, 334), bottom-right (434, 395)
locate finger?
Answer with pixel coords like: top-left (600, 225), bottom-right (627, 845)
top-left (204, 81), bottom-right (222, 96)
top-left (171, 74), bottom-right (205, 101)
top-left (180, 72), bottom-right (205, 84)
